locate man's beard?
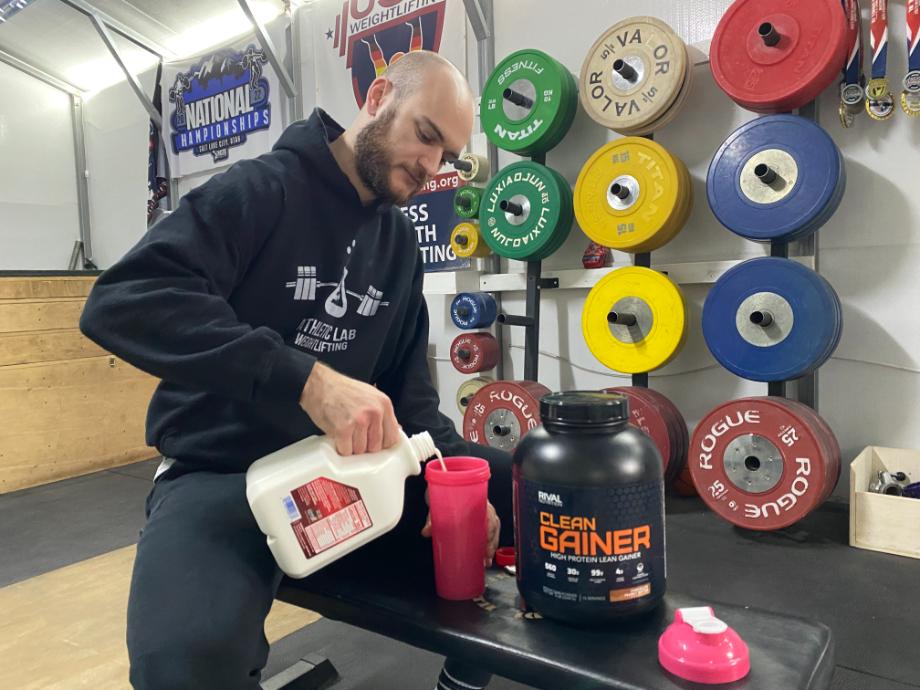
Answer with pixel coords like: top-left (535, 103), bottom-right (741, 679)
top-left (355, 108), bottom-right (422, 205)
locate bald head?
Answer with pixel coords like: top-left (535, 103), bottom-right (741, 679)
top-left (381, 50), bottom-right (474, 104)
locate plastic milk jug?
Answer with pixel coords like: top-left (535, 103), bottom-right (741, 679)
top-left (246, 431), bottom-right (438, 578)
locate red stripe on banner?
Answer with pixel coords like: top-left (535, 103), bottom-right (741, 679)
top-left (333, 11), bottom-right (341, 49)
top-left (339, 2), bottom-right (348, 57)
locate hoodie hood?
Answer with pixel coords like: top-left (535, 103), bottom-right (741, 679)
top-left (273, 108), bottom-right (392, 215)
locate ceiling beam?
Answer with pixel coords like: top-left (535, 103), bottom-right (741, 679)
top-left (0, 47), bottom-right (83, 94)
top-left (88, 12), bottom-right (162, 130)
top-left (57, 0), bottom-right (175, 58)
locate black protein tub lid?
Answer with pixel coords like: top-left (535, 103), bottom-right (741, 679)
top-left (540, 391), bottom-right (629, 426)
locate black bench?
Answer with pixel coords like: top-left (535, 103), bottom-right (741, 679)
top-left (276, 549), bottom-right (834, 689)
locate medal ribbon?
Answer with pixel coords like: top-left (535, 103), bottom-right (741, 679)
top-left (908, 0), bottom-right (920, 74)
top-left (870, 0), bottom-right (888, 81)
top-left (841, 0), bottom-right (863, 90)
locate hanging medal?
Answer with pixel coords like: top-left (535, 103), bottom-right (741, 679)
top-left (866, 0), bottom-right (895, 120)
top-left (840, 0), bottom-right (865, 127)
top-left (901, 0), bottom-right (920, 115)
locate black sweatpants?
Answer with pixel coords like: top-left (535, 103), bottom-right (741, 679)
top-left (126, 453), bottom-right (513, 690)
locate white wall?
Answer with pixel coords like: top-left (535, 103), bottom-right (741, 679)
top-left (0, 61), bottom-right (81, 269)
top-left (82, 65), bottom-right (158, 269)
top-left (422, 0), bottom-right (920, 499)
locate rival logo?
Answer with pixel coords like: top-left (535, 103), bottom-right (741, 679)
top-left (538, 491), bottom-right (563, 507)
top-left (168, 45), bottom-right (271, 162)
top-left (325, 0), bottom-right (446, 106)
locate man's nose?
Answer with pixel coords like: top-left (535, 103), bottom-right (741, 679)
top-left (419, 148), bottom-right (443, 177)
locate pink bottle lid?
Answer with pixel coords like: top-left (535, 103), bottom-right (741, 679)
top-left (658, 606), bottom-right (751, 684)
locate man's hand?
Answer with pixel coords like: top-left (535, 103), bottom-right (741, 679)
top-left (421, 500), bottom-right (501, 568)
top-left (300, 362), bottom-right (401, 455)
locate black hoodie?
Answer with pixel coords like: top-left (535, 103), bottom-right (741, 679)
top-left (80, 108), bottom-right (499, 475)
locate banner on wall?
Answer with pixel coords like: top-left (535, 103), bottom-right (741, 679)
top-left (163, 39), bottom-right (284, 177)
top-left (314, 0), bottom-right (470, 272)
top-left (314, 0), bottom-right (467, 119)
top-left (402, 171), bottom-right (471, 272)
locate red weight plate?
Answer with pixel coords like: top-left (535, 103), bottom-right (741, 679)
top-left (774, 399), bottom-right (838, 502)
top-left (605, 387), bottom-right (674, 480)
top-left (688, 396), bottom-right (831, 530)
top-left (710, 0), bottom-right (848, 113)
top-left (672, 464), bottom-right (698, 497)
top-left (462, 380), bottom-right (550, 451)
top-left (517, 380), bottom-right (553, 404)
top-left (780, 399), bottom-right (841, 502)
top-left (450, 333), bottom-right (500, 374)
top-left (642, 388), bottom-right (689, 484)
top-left (605, 387), bottom-right (689, 485)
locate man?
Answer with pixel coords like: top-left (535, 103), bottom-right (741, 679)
top-left (80, 51), bottom-right (510, 690)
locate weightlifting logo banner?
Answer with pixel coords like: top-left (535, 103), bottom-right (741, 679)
top-left (164, 39), bottom-right (283, 177)
top-left (315, 0), bottom-right (465, 117)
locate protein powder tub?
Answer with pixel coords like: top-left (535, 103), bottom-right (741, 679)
top-left (513, 391), bottom-right (666, 624)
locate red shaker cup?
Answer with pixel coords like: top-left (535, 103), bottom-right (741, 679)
top-left (424, 456), bottom-right (491, 600)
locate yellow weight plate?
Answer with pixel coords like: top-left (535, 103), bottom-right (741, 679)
top-left (582, 266), bottom-right (687, 373)
top-left (456, 376), bottom-right (493, 414)
top-left (649, 154), bottom-right (693, 252)
top-left (574, 137), bottom-right (683, 252)
top-left (451, 222), bottom-right (492, 258)
top-left (626, 153), bottom-right (692, 253)
top-left (670, 155), bottom-right (693, 237)
top-left (579, 16), bottom-right (687, 133)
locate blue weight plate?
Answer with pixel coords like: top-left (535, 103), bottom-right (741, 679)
top-left (707, 115), bottom-right (843, 242)
top-left (789, 143), bottom-right (846, 241)
top-left (790, 149), bottom-right (847, 241)
top-left (819, 283), bottom-right (844, 366)
top-left (702, 257), bottom-right (842, 382)
top-left (450, 292), bottom-right (498, 330)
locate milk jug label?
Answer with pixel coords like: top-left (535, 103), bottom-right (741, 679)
top-left (515, 473), bottom-right (665, 607)
top-left (287, 477), bottom-right (373, 558)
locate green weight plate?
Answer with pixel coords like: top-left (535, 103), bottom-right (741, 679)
top-left (480, 161), bottom-right (570, 260)
top-left (539, 67), bottom-right (579, 154)
top-left (525, 167), bottom-right (572, 261)
top-left (536, 168), bottom-right (574, 259)
top-left (481, 49), bottom-right (578, 156)
top-left (454, 186), bottom-right (483, 219)
top-left (530, 167), bottom-right (572, 260)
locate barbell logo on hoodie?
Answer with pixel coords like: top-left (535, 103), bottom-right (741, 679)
top-left (168, 44), bottom-right (271, 162)
top-left (288, 240), bottom-right (389, 354)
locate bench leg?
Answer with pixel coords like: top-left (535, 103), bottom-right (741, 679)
top-left (260, 653), bottom-right (339, 690)
top-left (437, 658), bottom-right (493, 690)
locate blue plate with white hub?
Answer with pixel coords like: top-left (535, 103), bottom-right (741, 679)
top-left (707, 115), bottom-right (845, 242)
top-left (702, 257), bottom-right (842, 382)
top-left (450, 292), bottom-right (498, 330)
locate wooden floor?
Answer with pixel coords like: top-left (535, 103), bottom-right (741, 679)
top-left (0, 545), bottom-right (319, 689)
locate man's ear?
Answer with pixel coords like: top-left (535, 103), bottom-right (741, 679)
top-left (365, 76), bottom-right (394, 116)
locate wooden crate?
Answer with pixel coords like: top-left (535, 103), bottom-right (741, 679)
top-left (849, 446), bottom-right (920, 559)
top-left (0, 275), bottom-right (158, 494)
